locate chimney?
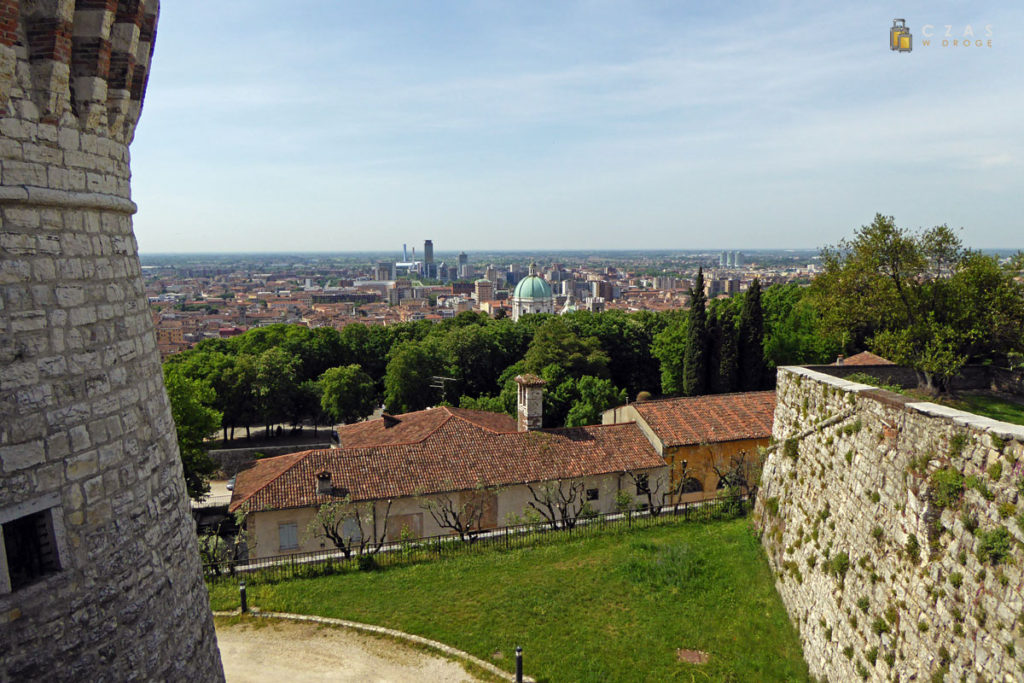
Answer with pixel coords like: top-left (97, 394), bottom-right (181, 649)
top-left (836, 354), bottom-right (845, 366)
top-left (382, 414), bottom-right (399, 429)
top-left (317, 471), bottom-right (332, 495)
top-left (515, 374), bottom-right (546, 432)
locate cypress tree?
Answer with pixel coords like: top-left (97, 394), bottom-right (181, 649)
top-left (682, 268), bottom-right (709, 396)
top-left (711, 308), bottom-right (739, 394)
top-left (738, 278), bottom-right (767, 390)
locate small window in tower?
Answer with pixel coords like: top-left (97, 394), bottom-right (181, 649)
top-left (586, 488), bottom-right (599, 501)
top-left (634, 474), bottom-right (650, 495)
top-left (2, 508), bottom-right (62, 592)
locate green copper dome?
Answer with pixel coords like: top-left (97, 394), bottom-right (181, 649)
top-left (513, 275), bottom-right (552, 300)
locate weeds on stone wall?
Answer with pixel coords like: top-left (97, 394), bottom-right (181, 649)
top-left (976, 526), bottom-right (1012, 565)
top-left (929, 467), bottom-right (964, 508)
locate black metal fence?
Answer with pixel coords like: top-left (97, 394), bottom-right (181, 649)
top-left (203, 493), bottom-right (751, 587)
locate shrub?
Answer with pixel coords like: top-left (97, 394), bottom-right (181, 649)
top-left (869, 490), bottom-right (881, 503)
top-left (357, 554), bottom-right (378, 571)
top-left (830, 552), bottom-right (850, 579)
top-left (884, 605), bottom-right (898, 625)
top-left (929, 468), bottom-right (964, 509)
top-left (764, 496), bottom-right (780, 517)
top-left (883, 651), bottom-right (895, 667)
top-left (845, 449), bottom-right (854, 464)
top-left (856, 596), bottom-right (870, 613)
top-left (866, 646), bottom-right (878, 666)
top-left (855, 660), bottom-right (869, 680)
top-left (948, 572), bottom-right (963, 589)
top-left (843, 645), bottom-right (854, 660)
top-left (998, 502), bottom-right (1016, 519)
top-left (871, 525), bottom-right (884, 542)
top-left (918, 620), bottom-right (929, 632)
top-left (783, 438), bottom-right (799, 460)
top-left (976, 526), bottom-right (1012, 565)
top-left (905, 534), bottom-right (921, 564)
top-left (988, 462), bottom-right (1003, 481)
top-left (961, 512), bottom-right (978, 534)
top-left (991, 434), bottom-right (1006, 451)
top-left (871, 617), bottom-right (890, 635)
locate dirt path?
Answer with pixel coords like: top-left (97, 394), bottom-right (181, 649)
top-left (216, 618), bottom-right (482, 682)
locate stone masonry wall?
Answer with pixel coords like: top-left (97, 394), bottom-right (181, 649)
top-left (0, 1), bottom-right (224, 680)
top-left (755, 367), bottom-right (1024, 682)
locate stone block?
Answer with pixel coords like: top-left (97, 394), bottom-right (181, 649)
top-left (0, 440), bottom-right (45, 472)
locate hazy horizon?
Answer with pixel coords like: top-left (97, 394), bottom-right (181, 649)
top-left (132, 2), bottom-right (1024, 253)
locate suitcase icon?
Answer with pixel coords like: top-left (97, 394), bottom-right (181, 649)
top-left (890, 18), bottom-right (912, 52)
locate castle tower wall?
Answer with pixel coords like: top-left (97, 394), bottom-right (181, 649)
top-left (0, 1), bottom-right (224, 679)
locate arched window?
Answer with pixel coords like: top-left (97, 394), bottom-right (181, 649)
top-left (680, 477), bottom-right (703, 494)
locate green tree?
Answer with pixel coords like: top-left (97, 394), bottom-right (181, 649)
top-left (738, 278), bottom-right (767, 390)
top-left (813, 215), bottom-right (1024, 391)
top-left (254, 347), bottom-right (299, 432)
top-left (682, 268), bottom-right (709, 396)
top-left (524, 317), bottom-right (609, 379)
top-left (709, 308), bottom-right (739, 394)
top-left (652, 313), bottom-right (687, 395)
top-left (565, 376), bottom-right (627, 427)
top-left (319, 364), bottom-right (377, 425)
top-left (163, 366), bottom-right (221, 500)
top-left (383, 341), bottom-right (445, 413)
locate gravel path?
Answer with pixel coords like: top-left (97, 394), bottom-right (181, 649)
top-left (216, 618), bottom-right (481, 682)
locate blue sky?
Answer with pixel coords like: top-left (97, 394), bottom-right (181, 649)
top-left (130, 1), bottom-right (1023, 253)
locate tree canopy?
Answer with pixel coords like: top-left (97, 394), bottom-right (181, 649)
top-left (812, 215), bottom-right (1024, 390)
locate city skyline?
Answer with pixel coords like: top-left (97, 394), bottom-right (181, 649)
top-left (131, 1), bottom-right (1024, 253)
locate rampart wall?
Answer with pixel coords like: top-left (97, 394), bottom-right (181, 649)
top-left (755, 367), bottom-right (1024, 682)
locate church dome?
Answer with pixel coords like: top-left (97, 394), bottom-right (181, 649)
top-left (512, 262), bottom-right (552, 300)
top-left (513, 274), bottom-right (552, 300)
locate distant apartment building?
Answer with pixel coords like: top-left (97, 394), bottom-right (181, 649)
top-left (474, 279), bottom-right (494, 303)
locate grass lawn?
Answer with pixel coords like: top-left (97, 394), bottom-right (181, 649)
top-left (209, 518), bottom-right (808, 682)
top-left (948, 393), bottom-right (1024, 426)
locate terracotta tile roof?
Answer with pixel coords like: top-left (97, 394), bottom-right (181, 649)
top-left (334, 406), bottom-right (517, 448)
top-left (838, 351), bottom-right (895, 366)
top-left (630, 391), bottom-right (776, 447)
top-left (230, 419), bottom-right (663, 513)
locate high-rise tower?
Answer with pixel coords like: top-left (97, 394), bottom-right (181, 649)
top-left (0, 2), bottom-right (224, 679)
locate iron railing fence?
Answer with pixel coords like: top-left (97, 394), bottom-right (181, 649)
top-left (204, 493), bottom-right (751, 586)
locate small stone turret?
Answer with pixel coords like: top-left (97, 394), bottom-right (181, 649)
top-left (515, 374), bottom-right (546, 431)
top-left (0, 1), bottom-right (223, 680)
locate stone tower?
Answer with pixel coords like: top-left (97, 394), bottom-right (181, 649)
top-left (0, 1), bottom-right (224, 680)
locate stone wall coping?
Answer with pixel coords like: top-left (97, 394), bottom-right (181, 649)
top-left (0, 185), bottom-right (137, 213)
top-left (779, 366), bottom-right (1024, 442)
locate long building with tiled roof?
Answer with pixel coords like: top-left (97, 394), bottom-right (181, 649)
top-left (230, 393), bottom-right (667, 559)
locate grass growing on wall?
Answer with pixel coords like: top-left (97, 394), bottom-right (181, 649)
top-left (209, 518), bottom-right (809, 682)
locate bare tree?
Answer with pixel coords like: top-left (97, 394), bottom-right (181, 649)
top-left (710, 448), bottom-right (765, 499)
top-left (306, 496), bottom-right (393, 558)
top-left (420, 483), bottom-right (498, 543)
top-left (526, 478), bottom-right (586, 530)
top-left (622, 469), bottom-right (667, 516)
